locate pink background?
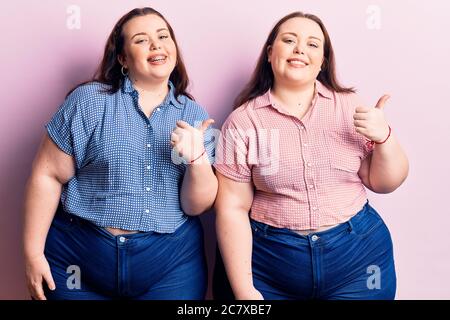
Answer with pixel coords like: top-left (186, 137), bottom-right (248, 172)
top-left (1, 0), bottom-right (449, 299)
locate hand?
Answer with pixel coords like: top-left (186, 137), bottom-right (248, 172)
top-left (353, 94), bottom-right (390, 143)
top-left (234, 286), bottom-right (264, 300)
top-left (170, 119), bottom-right (214, 163)
top-left (25, 254), bottom-right (56, 300)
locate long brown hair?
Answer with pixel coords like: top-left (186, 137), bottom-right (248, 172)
top-left (234, 11), bottom-right (354, 109)
top-left (68, 7), bottom-right (193, 100)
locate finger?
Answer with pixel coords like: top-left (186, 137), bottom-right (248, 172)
top-left (176, 120), bottom-right (190, 129)
top-left (43, 271), bottom-right (56, 291)
top-left (31, 279), bottom-right (47, 300)
top-left (173, 127), bottom-right (184, 136)
top-left (353, 113), bottom-right (369, 120)
top-left (170, 132), bottom-right (180, 142)
top-left (355, 106), bottom-right (371, 113)
top-left (353, 120), bottom-right (368, 128)
top-left (355, 127), bottom-right (368, 136)
top-left (375, 94), bottom-right (390, 110)
top-left (200, 119), bottom-right (215, 132)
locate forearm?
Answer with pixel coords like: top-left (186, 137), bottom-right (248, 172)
top-left (216, 207), bottom-right (254, 298)
top-left (180, 154), bottom-right (218, 216)
top-left (369, 134), bottom-right (409, 193)
top-left (23, 173), bottom-right (63, 259)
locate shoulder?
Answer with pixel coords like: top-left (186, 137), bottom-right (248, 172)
top-left (66, 81), bottom-right (111, 106)
top-left (221, 97), bottom-right (262, 131)
top-left (334, 91), bottom-right (366, 111)
top-left (61, 81), bottom-right (112, 118)
top-left (181, 95), bottom-right (207, 116)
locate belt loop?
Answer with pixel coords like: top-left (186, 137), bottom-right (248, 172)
top-left (263, 223), bottom-right (269, 237)
top-left (347, 220), bottom-right (355, 234)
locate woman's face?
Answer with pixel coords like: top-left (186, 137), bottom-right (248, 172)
top-left (268, 17), bottom-right (325, 87)
top-left (120, 14), bottom-right (177, 83)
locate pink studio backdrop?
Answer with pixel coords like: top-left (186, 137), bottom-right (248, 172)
top-left (1, 0), bottom-right (449, 299)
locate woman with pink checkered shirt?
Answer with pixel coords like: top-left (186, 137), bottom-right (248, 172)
top-left (214, 12), bottom-right (408, 300)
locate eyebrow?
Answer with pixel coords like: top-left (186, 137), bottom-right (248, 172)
top-left (280, 32), bottom-right (323, 42)
top-left (131, 28), bottom-right (169, 39)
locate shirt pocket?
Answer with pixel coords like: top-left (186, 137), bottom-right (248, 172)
top-left (327, 146), bottom-right (362, 187)
top-left (331, 148), bottom-right (361, 173)
top-left (325, 130), bottom-right (363, 182)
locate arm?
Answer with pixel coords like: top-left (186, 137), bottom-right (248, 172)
top-left (354, 95), bottom-right (409, 193)
top-left (358, 134), bottom-right (409, 193)
top-left (172, 119), bottom-right (218, 216)
top-left (214, 172), bottom-right (263, 300)
top-left (23, 133), bottom-right (75, 299)
top-left (180, 154), bottom-right (218, 216)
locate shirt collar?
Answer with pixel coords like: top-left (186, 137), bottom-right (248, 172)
top-left (254, 80), bottom-right (333, 109)
top-left (122, 76), bottom-right (184, 109)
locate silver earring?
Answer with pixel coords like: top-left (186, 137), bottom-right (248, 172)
top-left (121, 66), bottom-right (128, 76)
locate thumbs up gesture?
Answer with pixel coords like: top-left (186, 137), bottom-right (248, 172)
top-left (353, 94), bottom-right (391, 143)
top-left (170, 119), bottom-right (215, 163)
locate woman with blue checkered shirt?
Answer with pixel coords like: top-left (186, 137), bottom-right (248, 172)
top-left (23, 7), bottom-right (217, 300)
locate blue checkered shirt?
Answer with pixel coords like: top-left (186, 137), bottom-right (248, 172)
top-left (46, 77), bottom-right (215, 233)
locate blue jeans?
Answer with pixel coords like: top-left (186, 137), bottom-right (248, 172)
top-left (43, 209), bottom-right (207, 300)
top-left (250, 202), bottom-right (396, 300)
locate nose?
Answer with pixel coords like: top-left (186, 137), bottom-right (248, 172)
top-left (149, 39), bottom-right (162, 51)
top-left (294, 43), bottom-right (306, 55)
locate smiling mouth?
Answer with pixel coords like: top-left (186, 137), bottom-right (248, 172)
top-left (147, 55), bottom-right (167, 64)
top-left (287, 59), bottom-right (308, 67)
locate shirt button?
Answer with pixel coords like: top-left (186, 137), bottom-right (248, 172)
top-left (312, 206), bottom-right (318, 211)
top-left (146, 187), bottom-right (150, 191)
top-left (145, 209), bottom-right (150, 213)
top-left (311, 235), bottom-right (319, 242)
top-left (119, 236), bottom-right (126, 243)
top-left (147, 144), bottom-right (151, 148)
top-left (308, 185), bottom-right (314, 189)
top-left (303, 143), bottom-right (308, 147)
top-left (307, 162), bottom-right (313, 167)
top-left (156, 107), bottom-right (160, 111)
top-left (147, 124), bottom-right (151, 128)
top-left (146, 165), bottom-right (151, 170)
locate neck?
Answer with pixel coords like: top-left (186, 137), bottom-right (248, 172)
top-left (131, 76), bottom-right (169, 97)
top-left (271, 81), bottom-right (316, 110)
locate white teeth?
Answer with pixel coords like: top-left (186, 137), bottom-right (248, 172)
top-left (288, 60), bottom-right (307, 66)
top-left (149, 56), bottom-right (166, 62)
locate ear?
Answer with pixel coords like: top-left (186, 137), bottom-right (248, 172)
top-left (117, 54), bottom-right (127, 68)
top-left (267, 45), bottom-right (272, 63)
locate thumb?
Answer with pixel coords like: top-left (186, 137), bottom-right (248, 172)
top-left (200, 119), bottom-right (215, 132)
top-left (43, 271), bottom-right (56, 291)
top-left (375, 94), bottom-right (390, 110)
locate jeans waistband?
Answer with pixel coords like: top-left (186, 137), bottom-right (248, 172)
top-left (53, 206), bottom-right (197, 242)
top-left (250, 201), bottom-right (373, 243)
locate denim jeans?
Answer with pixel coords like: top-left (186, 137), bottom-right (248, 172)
top-left (43, 209), bottom-right (207, 300)
top-left (250, 202), bottom-right (396, 300)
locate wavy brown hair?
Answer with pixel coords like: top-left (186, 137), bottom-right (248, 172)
top-left (234, 11), bottom-right (354, 109)
top-left (68, 7), bottom-right (193, 100)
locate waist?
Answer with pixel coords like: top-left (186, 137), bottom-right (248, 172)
top-left (250, 201), bottom-right (376, 241)
top-left (104, 227), bottom-right (140, 236)
top-left (293, 224), bottom-right (338, 236)
top-left (55, 203), bottom-right (188, 234)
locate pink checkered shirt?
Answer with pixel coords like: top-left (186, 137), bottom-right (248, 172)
top-left (214, 81), bottom-right (373, 230)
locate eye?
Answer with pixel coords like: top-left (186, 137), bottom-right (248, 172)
top-left (159, 34), bottom-right (169, 40)
top-left (135, 38), bottom-right (148, 44)
top-left (308, 43), bottom-right (319, 48)
top-left (283, 38), bottom-right (295, 44)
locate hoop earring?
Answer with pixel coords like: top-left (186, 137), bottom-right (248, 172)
top-left (121, 66), bottom-right (128, 76)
